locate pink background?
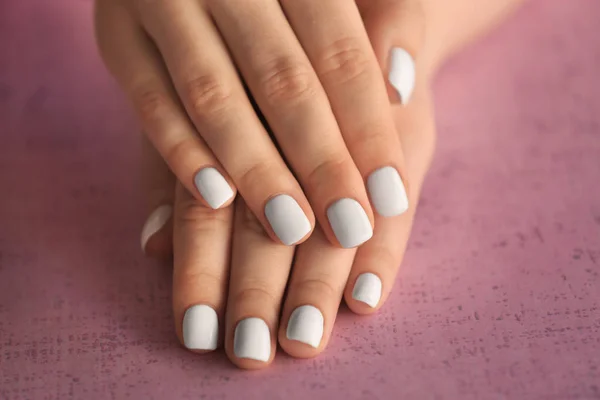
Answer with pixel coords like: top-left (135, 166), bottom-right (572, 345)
top-left (1, 0), bottom-right (599, 399)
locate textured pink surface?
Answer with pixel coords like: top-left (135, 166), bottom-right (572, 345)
top-left (1, 1), bottom-right (599, 399)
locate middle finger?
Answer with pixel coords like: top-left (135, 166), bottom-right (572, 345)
top-left (209, 0), bottom-right (375, 249)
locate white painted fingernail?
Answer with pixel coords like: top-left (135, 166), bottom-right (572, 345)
top-left (182, 305), bottom-right (218, 350)
top-left (140, 204), bottom-right (172, 252)
top-left (265, 194), bottom-right (311, 245)
top-left (352, 273), bottom-right (382, 308)
top-left (327, 198), bottom-right (373, 248)
top-left (388, 48), bottom-right (416, 105)
top-left (233, 318), bottom-right (271, 362)
top-left (367, 167), bottom-right (409, 217)
top-left (194, 167), bottom-right (234, 209)
top-left (286, 305), bottom-right (324, 348)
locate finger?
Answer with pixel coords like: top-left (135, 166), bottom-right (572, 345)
top-left (134, 1), bottom-right (315, 246)
top-left (208, 1), bottom-right (374, 249)
top-left (172, 181), bottom-right (234, 352)
top-left (278, 226), bottom-right (356, 358)
top-left (281, 0), bottom-right (411, 219)
top-left (224, 199), bottom-right (295, 369)
top-left (346, 87), bottom-right (436, 314)
top-left (140, 133), bottom-right (175, 257)
top-left (95, 1), bottom-right (236, 210)
top-left (358, 0), bottom-right (425, 105)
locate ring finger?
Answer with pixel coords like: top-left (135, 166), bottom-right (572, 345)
top-left (134, 1), bottom-right (315, 246)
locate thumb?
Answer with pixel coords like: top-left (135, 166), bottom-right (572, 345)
top-left (358, 0), bottom-right (425, 105)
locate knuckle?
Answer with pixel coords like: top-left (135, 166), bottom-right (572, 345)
top-left (177, 270), bottom-right (222, 289)
top-left (233, 287), bottom-right (277, 307)
top-left (184, 74), bottom-right (233, 122)
top-left (306, 156), bottom-right (352, 191)
top-left (133, 86), bottom-right (171, 123)
top-left (356, 244), bottom-right (398, 276)
top-left (318, 38), bottom-right (372, 85)
top-left (238, 203), bottom-right (267, 237)
top-left (293, 278), bottom-right (340, 300)
top-left (350, 124), bottom-right (392, 152)
top-left (164, 137), bottom-right (194, 167)
top-left (176, 195), bottom-right (232, 229)
top-left (238, 162), bottom-right (274, 192)
top-left (259, 57), bottom-right (316, 105)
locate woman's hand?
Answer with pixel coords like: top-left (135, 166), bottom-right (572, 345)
top-left (140, 77), bottom-right (436, 369)
top-left (96, 0), bottom-right (423, 248)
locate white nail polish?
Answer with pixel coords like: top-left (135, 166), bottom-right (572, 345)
top-left (388, 48), bottom-right (416, 105)
top-left (265, 195), bottom-right (311, 245)
top-left (326, 198), bottom-right (373, 248)
top-left (140, 204), bottom-right (172, 252)
top-left (233, 318), bottom-right (271, 362)
top-left (182, 305), bottom-right (218, 350)
top-left (367, 167), bottom-right (409, 217)
top-left (194, 167), bottom-right (234, 209)
top-left (352, 273), bottom-right (382, 308)
top-left (286, 305), bottom-right (324, 348)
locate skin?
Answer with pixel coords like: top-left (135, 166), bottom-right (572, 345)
top-left (100, 0), bottom-right (525, 369)
top-left (96, 0), bottom-right (419, 249)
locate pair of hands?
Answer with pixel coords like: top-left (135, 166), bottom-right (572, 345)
top-left (95, 0), bottom-right (436, 369)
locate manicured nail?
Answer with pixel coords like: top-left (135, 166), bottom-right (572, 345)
top-left (182, 305), bottom-right (218, 351)
top-left (265, 194), bottom-right (311, 245)
top-left (140, 204), bottom-right (172, 252)
top-left (352, 273), bottom-right (382, 308)
top-left (193, 167), bottom-right (234, 209)
top-left (233, 318), bottom-right (271, 362)
top-left (327, 198), bottom-right (373, 248)
top-left (286, 305), bottom-right (324, 348)
top-left (388, 47), bottom-right (416, 105)
top-left (367, 166), bottom-right (409, 217)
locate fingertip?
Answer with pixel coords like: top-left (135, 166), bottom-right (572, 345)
top-left (264, 194), bottom-right (314, 246)
top-left (180, 304), bottom-right (220, 352)
top-left (226, 317), bottom-right (275, 370)
top-left (345, 272), bottom-right (384, 315)
top-left (193, 167), bottom-right (236, 210)
top-left (278, 305), bottom-right (326, 358)
top-left (326, 198), bottom-right (374, 249)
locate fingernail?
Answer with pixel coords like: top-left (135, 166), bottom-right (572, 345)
top-left (286, 305), bottom-right (324, 348)
top-left (194, 167), bottom-right (234, 209)
top-left (265, 194), bottom-right (311, 245)
top-left (140, 204), bottom-right (172, 252)
top-left (388, 48), bottom-right (416, 105)
top-left (327, 198), bottom-right (373, 248)
top-left (367, 167), bottom-right (409, 217)
top-left (352, 273), bottom-right (382, 308)
top-left (182, 305), bottom-right (219, 350)
top-left (233, 318), bottom-right (271, 362)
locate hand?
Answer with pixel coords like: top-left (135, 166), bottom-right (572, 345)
top-left (140, 78), bottom-right (436, 369)
top-left (95, 0), bottom-right (423, 249)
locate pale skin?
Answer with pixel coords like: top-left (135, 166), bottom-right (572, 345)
top-left (95, 0), bottom-right (524, 369)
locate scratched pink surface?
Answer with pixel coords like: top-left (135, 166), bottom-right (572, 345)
top-left (0, 0), bottom-right (599, 399)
